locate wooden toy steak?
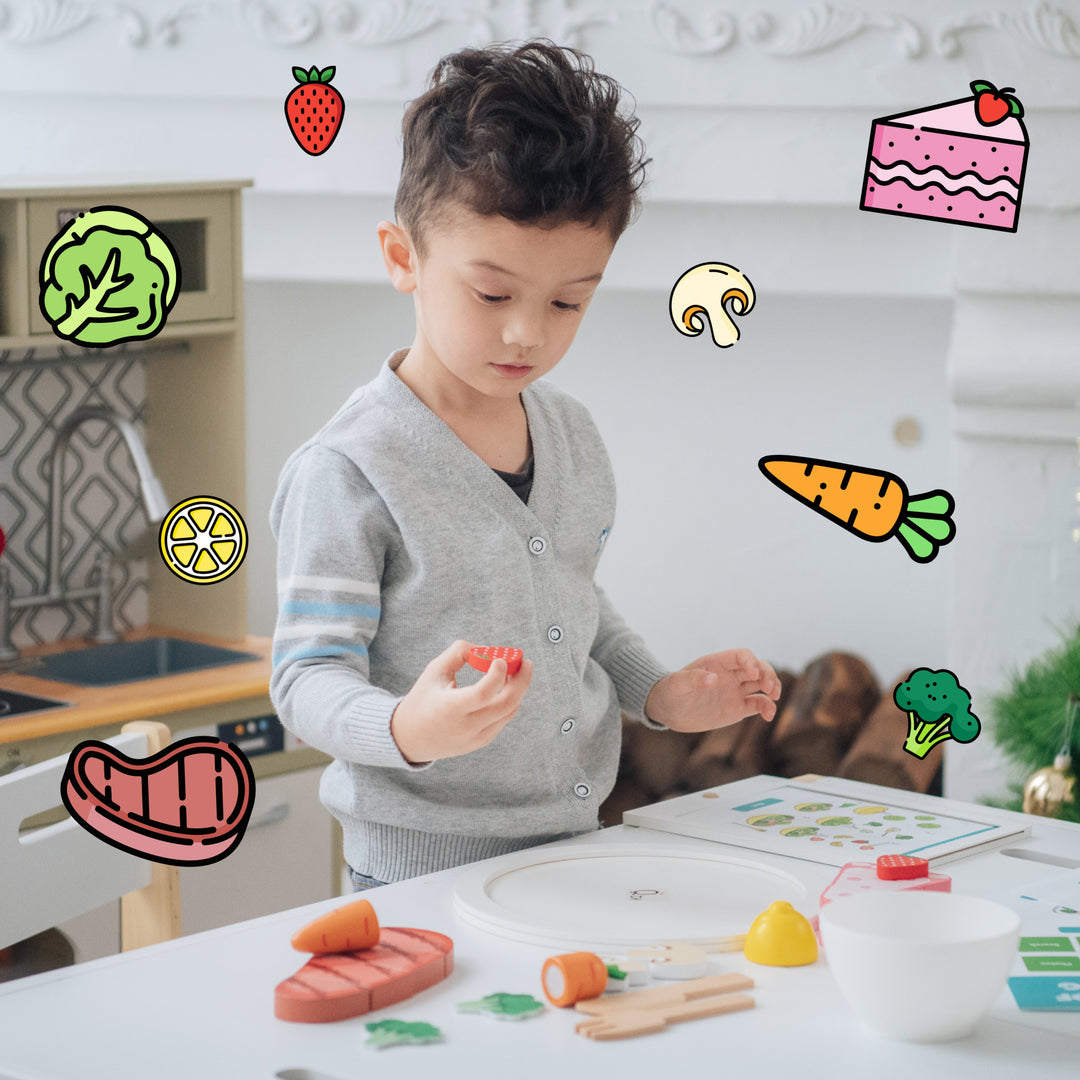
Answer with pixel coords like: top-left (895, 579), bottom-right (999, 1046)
top-left (274, 927), bottom-right (454, 1023)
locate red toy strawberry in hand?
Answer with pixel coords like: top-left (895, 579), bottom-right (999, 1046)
top-left (467, 646), bottom-right (524, 677)
top-left (285, 65), bottom-right (344, 155)
top-left (970, 80), bottom-right (1023, 127)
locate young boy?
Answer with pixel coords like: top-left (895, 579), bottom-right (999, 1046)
top-left (270, 40), bottom-right (780, 890)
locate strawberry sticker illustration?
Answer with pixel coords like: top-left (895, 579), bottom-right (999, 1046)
top-left (285, 65), bottom-right (344, 155)
top-left (971, 81), bottom-right (1023, 126)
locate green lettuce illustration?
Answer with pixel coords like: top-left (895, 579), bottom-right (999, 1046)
top-left (39, 206), bottom-right (181, 347)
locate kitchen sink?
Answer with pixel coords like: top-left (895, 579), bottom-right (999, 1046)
top-left (24, 636), bottom-right (260, 687)
top-left (0, 689), bottom-right (71, 717)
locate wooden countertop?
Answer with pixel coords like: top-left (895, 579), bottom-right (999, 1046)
top-left (0, 625), bottom-right (272, 744)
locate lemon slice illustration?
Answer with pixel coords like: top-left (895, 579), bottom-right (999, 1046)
top-left (159, 496), bottom-right (247, 584)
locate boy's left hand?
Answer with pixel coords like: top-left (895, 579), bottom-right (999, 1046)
top-left (644, 649), bottom-right (781, 733)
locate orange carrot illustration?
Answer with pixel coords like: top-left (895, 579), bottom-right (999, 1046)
top-left (759, 456), bottom-right (955, 563)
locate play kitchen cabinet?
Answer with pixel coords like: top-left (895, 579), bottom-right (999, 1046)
top-left (0, 178), bottom-right (252, 640)
top-left (24, 191), bottom-right (236, 332)
top-left (0, 630), bottom-right (339, 965)
top-left (0, 180), bottom-right (241, 338)
top-left (0, 180), bottom-right (343, 966)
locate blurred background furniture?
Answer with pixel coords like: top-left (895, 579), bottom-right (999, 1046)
top-left (601, 653), bottom-right (940, 825)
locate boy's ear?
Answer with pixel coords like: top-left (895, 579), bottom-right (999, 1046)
top-left (377, 220), bottom-right (419, 294)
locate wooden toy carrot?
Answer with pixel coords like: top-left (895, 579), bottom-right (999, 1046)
top-left (542, 952), bottom-right (609, 1007)
top-left (758, 455), bottom-right (955, 563)
top-left (290, 898), bottom-right (380, 954)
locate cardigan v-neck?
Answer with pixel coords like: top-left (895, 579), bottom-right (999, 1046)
top-left (378, 348), bottom-right (556, 527)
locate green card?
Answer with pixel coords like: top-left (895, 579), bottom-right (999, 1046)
top-left (1019, 936), bottom-right (1075, 952)
top-left (1022, 954), bottom-right (1080, 972)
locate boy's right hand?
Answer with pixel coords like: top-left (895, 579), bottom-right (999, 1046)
top-left (390, 640), bottom-right (534, 765)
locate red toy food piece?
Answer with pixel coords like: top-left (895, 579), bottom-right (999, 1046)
top-left (876, 855), bottom-right (929, 880)
top-left (274, 927), bottom-right (454, 1023)
top-left (467, 646), bottom-right (523, 676)
top-left (60, 736), bottom-right (255, 866)
top-left (291, 898), bottom-right (380, 954)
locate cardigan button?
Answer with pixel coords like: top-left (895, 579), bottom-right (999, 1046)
top-left (529, 536), bottom-right (547, 555)
top-left (547, 626), bottom-right (563, 644)
top-left (574, 783), bottom-right (591, 798)
top-left (560, 718), bottom-right (575, 734)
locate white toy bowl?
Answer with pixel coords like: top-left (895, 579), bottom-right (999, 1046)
top-left (819, 890), bottom-right (1020, 1042)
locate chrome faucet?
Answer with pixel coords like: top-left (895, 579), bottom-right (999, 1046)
top-left (0, 406), bottom-right (169, 662)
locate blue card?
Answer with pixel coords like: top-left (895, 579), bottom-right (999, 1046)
top-left (1008, 975), bottom-right (1080, 1010)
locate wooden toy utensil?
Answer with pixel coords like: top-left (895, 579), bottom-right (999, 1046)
top-left (574, 974), bottom-right (755, 1041)
top-left (575, 993), bottom-right (755, 1041)
top-left (574, 973), bottom-right (753, 1017)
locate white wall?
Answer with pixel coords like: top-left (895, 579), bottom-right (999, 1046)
top-left (246, 274), bottom-right (952, 689)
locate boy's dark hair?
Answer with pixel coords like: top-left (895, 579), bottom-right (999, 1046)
top-left (395, 39), bottom-right (649, 254)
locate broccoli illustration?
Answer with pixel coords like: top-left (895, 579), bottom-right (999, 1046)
top-left (39, 206), bottom-right (180, 347)
top-left (894, 668), bottom-right (981, 759)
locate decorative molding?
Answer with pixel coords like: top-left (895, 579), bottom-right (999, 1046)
top-left (741, 5), bottom-right (923, 59)
top-left (935, 2), bottom-right (1080, 59)
top-left (643, 3), bottom-right (736, 55)
top-left (239, 0), bottom-right (321, 45)
top-left (0, 0), bottom-right (1078, 56)
top-left (0, 0), bottom-right (210, 45)
top-left (324, 0), bottom-right (493, 46)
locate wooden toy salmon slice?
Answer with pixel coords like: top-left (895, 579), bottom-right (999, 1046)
top-left (758, 455), bottom-right (955, 563)
top-left (274, 927), bottom-right (454, 1023)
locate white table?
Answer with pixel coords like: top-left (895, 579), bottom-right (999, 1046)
top-left (0, 785), bottom-right (1078, 1080)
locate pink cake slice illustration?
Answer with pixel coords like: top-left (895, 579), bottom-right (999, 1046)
top-left (860, 81), bottom-right (1028, 232)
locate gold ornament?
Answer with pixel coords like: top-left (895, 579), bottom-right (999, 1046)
top-left (1023, 753), bottom-right (1076, 817)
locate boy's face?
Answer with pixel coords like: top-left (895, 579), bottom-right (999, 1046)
top-left (386, 205), bottom-right (616, 407)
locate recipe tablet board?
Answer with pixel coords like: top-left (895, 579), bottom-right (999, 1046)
top-left (623, 774), bottom-right (1029, 868)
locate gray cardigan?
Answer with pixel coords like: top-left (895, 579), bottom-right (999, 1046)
top-left (269, 349), bottom-right (670, 882)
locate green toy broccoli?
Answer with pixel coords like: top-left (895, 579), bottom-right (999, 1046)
top-left (364, 1019), bottom-right (443, 1049)
top-left (456, 992), bottom-right (545, 1020)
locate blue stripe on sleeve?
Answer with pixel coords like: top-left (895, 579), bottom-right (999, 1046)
top-left (272, 643), bottom-right (370, 665)
top-left (281, 600), bottom-right (380, 618)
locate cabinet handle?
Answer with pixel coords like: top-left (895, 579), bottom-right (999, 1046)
top-left (248, 802), bottom-right (290, 829)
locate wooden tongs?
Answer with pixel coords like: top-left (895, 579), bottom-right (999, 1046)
top-left (574, 973), bottom-right (755, 1041)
